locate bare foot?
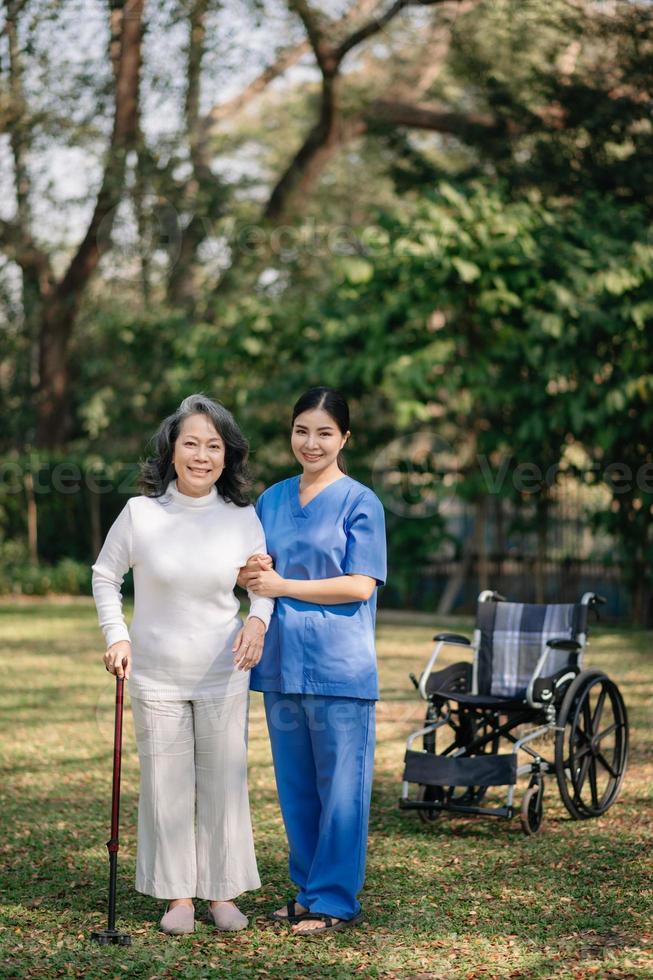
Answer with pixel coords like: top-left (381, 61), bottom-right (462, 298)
top-left (292, 916), bottom-right (340, 934)
top-left (167, 898), bottom-right (194, 910)
top-left (275, 900), bottom-right (308, 919)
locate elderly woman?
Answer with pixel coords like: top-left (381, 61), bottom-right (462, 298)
top-left (92, 394), bottom-right (272, 936)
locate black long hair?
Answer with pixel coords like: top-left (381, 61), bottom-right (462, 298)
top-left (291, 386), bottom-right (350, 473)
top-left (140, 394), bottom-right (251, 506)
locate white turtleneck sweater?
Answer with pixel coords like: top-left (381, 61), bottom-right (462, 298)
top-left (91, 481), bottom-right (274, 700)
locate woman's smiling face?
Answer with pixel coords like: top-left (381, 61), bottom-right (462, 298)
top-left (172, 413), bottom-right (225, 496)
top-left (291, 407), bottom-right (349, 475)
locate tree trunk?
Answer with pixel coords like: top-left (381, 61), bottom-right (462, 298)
top-left (36, 297), bottom-right (76, 447)
top-left (24, 469), bottom-right (38, 564)
top-left (34, 0), bottom-right (144, 448)
top-left (264, 72), bottom-right (341, 221)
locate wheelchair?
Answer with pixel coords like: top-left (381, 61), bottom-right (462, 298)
top-left (399, 591), bottom-right (629, 834)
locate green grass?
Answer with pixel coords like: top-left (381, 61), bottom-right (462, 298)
top-left (0, 599), bottom-right (652, 979)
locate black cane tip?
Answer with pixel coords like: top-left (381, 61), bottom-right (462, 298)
top-left (90, 929), bottom-right (132, 945)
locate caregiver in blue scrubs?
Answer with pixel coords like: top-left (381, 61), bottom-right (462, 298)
top-left (239, 386), bottom-right (386, 937)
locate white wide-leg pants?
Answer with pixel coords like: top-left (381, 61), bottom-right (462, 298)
top-left (130, 691), bottom-right (260, 901)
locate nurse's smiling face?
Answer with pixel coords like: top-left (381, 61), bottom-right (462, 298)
top-left (291, 408), bottom-right (349, 475)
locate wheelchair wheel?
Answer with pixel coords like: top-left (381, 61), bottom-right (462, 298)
top-left (555, 669), bottom-right (628, 820)
top-left (520, 776), bottom-right (544, 836)
top-left (417, 785), bottom-right (444, 826)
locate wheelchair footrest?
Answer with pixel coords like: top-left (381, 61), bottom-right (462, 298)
top-left (399, 798), bottom-right (513, 819)
top-left (403, 750), bottom-right (517, 787)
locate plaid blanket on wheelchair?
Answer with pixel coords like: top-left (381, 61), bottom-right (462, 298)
top-left (476, 601), bottom-right (585, 698)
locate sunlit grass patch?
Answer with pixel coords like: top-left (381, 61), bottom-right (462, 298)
top-left (1, 599), bottom-right (652, 979)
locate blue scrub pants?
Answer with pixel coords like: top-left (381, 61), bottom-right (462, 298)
top-left (264, 692), bottom-right (376, 920)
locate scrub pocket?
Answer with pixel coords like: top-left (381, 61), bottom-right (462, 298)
top-left (303, 615), bottom-right (376, 689)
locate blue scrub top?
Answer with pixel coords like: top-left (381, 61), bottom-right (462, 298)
top-left (250, 475), bottom-right (387, 700)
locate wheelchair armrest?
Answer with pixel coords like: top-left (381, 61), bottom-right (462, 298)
top-left (432, 633), bottom-right (471, 645)
top-left (530, 665), bottom-right (580, 706)
top-left (527, 642), bottom-right (581, 706)
top-left (531, 676), bottom-right (556, 705)
top-left (418, 633), bottom-right (474, 700)
top-left (426, 661), bottom-right (472, 698)
top-left (546, 638), bottom-right (581, 651)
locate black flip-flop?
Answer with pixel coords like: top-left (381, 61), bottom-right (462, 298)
top-left (267, 899), bottom-right (310, 923)
top-left (291, 911), bottom-right (363, 938)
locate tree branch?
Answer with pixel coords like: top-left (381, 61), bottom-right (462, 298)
top-left (365, 98), bottom-right (500, 134)
top-left (287, 0), bottom-right (332, 73)
top-left (168, 0), bottom-right (219, 306)
top-left (335, 0), bottom-right (409, 62)
top-left (200, 0), bottom-right (381, 137)
top-left (57, 0), bottom-right (144, 301)
top-left (185, 0), bottom-right (208, 173)
top-left (35, 0), bottom-right (145, 447)
top-left (0, 218), bottom-right (53, 285)
top-left (263, 0), bottom-right (468, 221)
top-left (201, 38), bottom-right (310, 129)
top-left (5, 0), bottom-right (33, 246)
top-left (336, 0), bottom-right (463, 65)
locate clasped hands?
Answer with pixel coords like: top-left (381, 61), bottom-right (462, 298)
top-left (237, 552), bottom-right (285, 599)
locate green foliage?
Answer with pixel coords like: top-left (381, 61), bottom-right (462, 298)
top-left (220, 181), bottom-right (653, 616)
top-left (3, 0), bottom-right (653, 618)
top-left (0, 540), bottom-right (91, 595)
top-left (441, 0), bottom-right (653, 208)
top-left (3, 179), bottom-right (651, 617)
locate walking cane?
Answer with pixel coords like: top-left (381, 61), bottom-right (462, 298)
top-left (91, 657), bottom-right (132, 946)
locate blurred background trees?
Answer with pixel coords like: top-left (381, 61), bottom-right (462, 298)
top-left (1, 0), bottom-right (652, 620)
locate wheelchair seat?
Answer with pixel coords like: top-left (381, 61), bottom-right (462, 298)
top-left (429, 690), bottom-right (525, 709)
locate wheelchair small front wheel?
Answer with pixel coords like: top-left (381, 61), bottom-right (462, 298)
top-left (417, 785), bottom-right (443, 827)
top-left (520, 778), bottom-right (544, 836)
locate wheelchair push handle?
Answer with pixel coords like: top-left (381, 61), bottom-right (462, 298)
top-left (582, 591), bottom-right (607, 606)
top-left (583, 591), bottom-right (607, 622)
